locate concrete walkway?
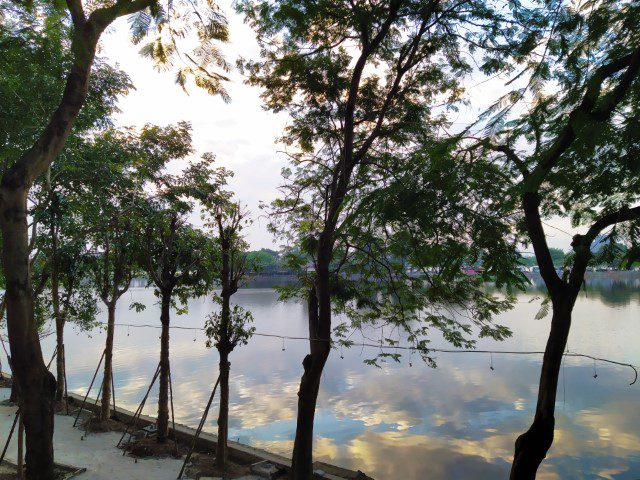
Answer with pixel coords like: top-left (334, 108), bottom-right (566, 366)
top-left (0, 388), bottom-right (260, 480)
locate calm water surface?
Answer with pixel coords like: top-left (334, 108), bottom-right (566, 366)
top-left (2, 274), bottom-right (639, 479)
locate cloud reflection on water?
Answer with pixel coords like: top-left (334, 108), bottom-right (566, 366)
top-left (2, 279), bottom-right (637, 479)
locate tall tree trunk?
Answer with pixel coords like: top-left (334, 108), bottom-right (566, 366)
top-left (510, 296), bottom-right (576, 479)
top-left (51, 219), bottom-right (66, 403)
top-left (0, 295), bottom-right (12, 401)
top-left (511, 192), bottom-right (585, 478)
top-left (0, 11), bottom-right (146, 478)
top-left (291, 287), bottom-right (330, 480)
top-left (54, 319), bottom-right (65, 403)
top-left (0, 187), bottom-right (56, 480)
top-left (157, 292), bottom-right (171, 442)
top-left (100, 302), bottom-right (116, 421)
top-left (216, 347), bottom-right (230, 468)
top-left (215, 292), bottom-right (231, 469)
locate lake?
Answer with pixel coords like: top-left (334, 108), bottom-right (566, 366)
top-left (2, 273), bottom-right (639, 479)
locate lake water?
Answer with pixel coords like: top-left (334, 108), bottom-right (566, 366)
top-left (1, 273), bottom-right (639, 479)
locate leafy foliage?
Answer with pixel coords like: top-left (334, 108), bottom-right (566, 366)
top-left (472, 0), bottom-right (640, 287)
top-left (204, 295), bottom-right (255, 350)
top-left (0, 2), bottom-right (132, 175)
top-left (245, 249), bottom-right (280, 274)
top-left (135, 128), bottom-right (226, 312)
top-left (240, 0), bottom-right (537, 366)
top-left (131, 0), bottom-right (231, 98)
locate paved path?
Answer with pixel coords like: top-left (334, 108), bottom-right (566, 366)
top-left (0, 388), bottom-right (261, 480)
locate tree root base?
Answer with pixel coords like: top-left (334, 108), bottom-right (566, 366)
top-left (0, 460), bottom-right (85, 480)
top-left (184, 452), bottom-right (252, 479)
top-left (123, 437), bottom-right (183, 458)
top-left (82, 416), bottom-right (124, 433)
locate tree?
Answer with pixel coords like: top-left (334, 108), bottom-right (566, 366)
top-left (1, 1), bottom-right (130, 399)
top-left (31, 99), bottom-right (132, 404)
top-left (203, 201), bottom-right (255, 470)
top-left (141, 210), bottom-right (211, 442)
top-left (245, 249), bottom-right (279, 274)
top-left (237, 1), bottom-right (529, 477)
top-left (89, 210), bottom-right (140, 423)
top-left (138, 150), bottom-right (226, 443)
top-left (77, 128), bottom-right (154, 424)
top-left (51, 241), bottom-right (97, 402)
top-left (185, 161), bottom-right (256, 470)
top-left (37, 192), bottom-right (98, 403)
top-left (0, 0), bottom-right (228, 474)
top-left (471, 0), bottom-right (640, 475)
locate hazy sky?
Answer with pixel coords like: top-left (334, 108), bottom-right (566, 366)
top-left (99, 2), bottom-right (577, 252)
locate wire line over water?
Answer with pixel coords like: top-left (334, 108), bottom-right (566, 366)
top-left (14, 321), bottom-right (634, 385)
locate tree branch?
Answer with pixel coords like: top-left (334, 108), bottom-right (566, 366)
top-left (481, 140), bottom-right (529, 176)
top-left (568, 205), bottom-right (640, 290)
top-left (583, 205), bottom-right (640, 245)
top-left (522, 192), bottom-right (563, 295)
top-left (66, 0), bottom-right (86, 27)
top-left (526, 47), bottom-right (640, 192)
top-left (1, 0), bottom-right (153, 192)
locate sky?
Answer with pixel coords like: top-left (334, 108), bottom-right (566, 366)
top-left (100, 6), bottom-right (288, 249)
top-left (99, 2), bottom-right (577, 252)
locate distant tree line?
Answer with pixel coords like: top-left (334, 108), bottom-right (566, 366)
top-left (520, 243), bottom-right (639, 270)
top-left (244, 248), bottom-right (285, 274)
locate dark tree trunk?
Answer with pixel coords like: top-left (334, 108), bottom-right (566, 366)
top-left (18, 413), bottom-right (25, 479)
top-left (0, 187), bottom-right (57, 480)
top-left (157, 292), bottom-right (171, 442)
top-left (0, 10), bottom-right (149, 478)
top-left (216, 347), bottom-right (230, 468)
top-left (10, 377), bottom-right (19, 403)
top-left (510, 297), bottom-right (576, 479)
top-left (54, 318), bottom-right (65, 402)
top-left (285, 22), bottom-right (398, 474)
top-left (511, 192), bottom-right (583, 479)
top-left (291, 287), bottom-right (330, 480)
top-left (215, 290), bottom-right (231, 469)
top-left (51, 218), bottom-right (66, 403)
top-left (100, 302), bottom-right (116, 421)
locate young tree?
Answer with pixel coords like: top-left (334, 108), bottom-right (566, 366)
top-left (50, 240), bottom-right (97, 402)
top-left (35, 186), bottom-right (98, 402)
top-left (238, 1), bottom-right (528, 476)
top-left (138, 152), bottom-right (227, 443)
top-left (182, 159), bottom-right (255, 469)
top-left (89, 211), bottom-right (140, 423)
top-left (87, 124), bottom-right (213, 424)
top-left (35, 138), bottom-right (135, 405)
top-left (0, 0), bottom-right (228, 474)
top-left (203, 201), bottom-right (255, 470)
top-left (471, 0), bottom-right (640, 475)
top-left (77, 128), bottom-right (154, 424)
top-left (141, 210), bottom-right (211, 442)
